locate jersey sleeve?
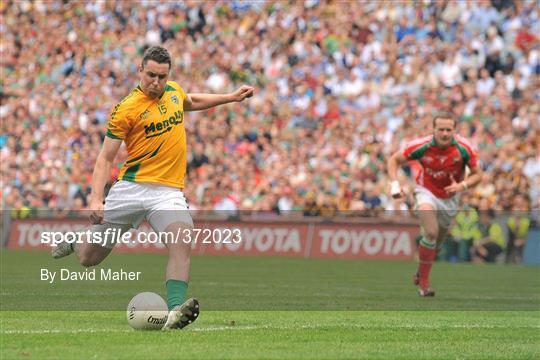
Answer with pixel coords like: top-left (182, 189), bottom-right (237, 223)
top-left (106, 102), bottom-right (131, 140)
top-left (467, 147), bottom-right (479, 169)
top-left (402, 143), bottom-right (417, 160)
top-left (402, 137), bottom-right (431, 160)
top-left (456, 135), bottom-right (479, 169)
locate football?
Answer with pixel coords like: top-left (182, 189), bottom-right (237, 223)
top-left (126, 292), bottom-right (168, 330)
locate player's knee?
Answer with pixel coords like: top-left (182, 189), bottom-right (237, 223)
top-left (79, 257), bottom-right (96, 268)
top-left (78, 253), bottom-right (103, 268)
top-left (167, 240), bottom-right (192, 258)
top-left (79, 257), bottom-right (94, 268)
top-left (168, 248), bottom-right (191, 263)
top-left (424, 228), bottom-right (439, 242)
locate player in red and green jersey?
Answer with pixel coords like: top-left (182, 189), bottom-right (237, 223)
top-left (387, 112), bottom-right (482, 296)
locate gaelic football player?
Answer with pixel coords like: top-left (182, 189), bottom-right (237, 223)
top-left (387, 113), bottom-right (482, 296)
top-left (53, 46), bottom-right (254, 329)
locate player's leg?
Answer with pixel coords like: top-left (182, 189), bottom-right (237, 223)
top-left (414, 186), bottom-right (445, 296)
top-left (52, 223), bottom-right (132, 266)
top-left (435, 196), bottom-right (457, 253)
top-left (436, 226), bottom-right (450, 251)
top-left (419, 196), bottom-right (458, 293)
top-left (162, 220), bottom-right (192, 309)
top-left (160, 220), bottom-right (199, 330)
top-left (76, 223), bottom-right (133, 266)
top-left (416, 202), bottom-right (439, 296)
top-left (53, 181), bottom-right (143, 266)
top-left (75, 243), bottom-right (112, 267)
top-left (145, 188), bottom-right (199, 330)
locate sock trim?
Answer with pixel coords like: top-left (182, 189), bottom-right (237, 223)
top-left (419, 237), bottom-right (436, 249)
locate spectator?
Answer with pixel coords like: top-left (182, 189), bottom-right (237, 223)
top-left (506, 195), bottom-right (532, 264)
top-left (0, 1), bottom-right (537, 232)
top-left (471, 210), bottom-right (505, 264)
top-left (449, 205), bottom-right (479, 262)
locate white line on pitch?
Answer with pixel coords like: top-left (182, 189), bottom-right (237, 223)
top-left (2, 323), bottom-right (539, 335)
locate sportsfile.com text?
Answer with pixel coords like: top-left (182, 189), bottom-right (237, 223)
top-left (41, 228), bottom-right (243, 247)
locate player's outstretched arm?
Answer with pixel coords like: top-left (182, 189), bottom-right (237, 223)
top-left (387, 150), bottom-right (407, 199)
top-left (88, 137), bottom-right (122, 224)
top-left (184, 85), bottom-right (254, 112)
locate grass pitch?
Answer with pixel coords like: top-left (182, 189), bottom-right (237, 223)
top-left (1, 249), bottom-right (539, 359)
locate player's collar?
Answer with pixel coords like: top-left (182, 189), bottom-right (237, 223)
top-left (430, 136), bottom-right (458, 146)
top-left (136, 83), bottom-right (164, 100)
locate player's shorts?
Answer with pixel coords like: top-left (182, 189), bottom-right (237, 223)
top-left (101, 180), bottom-right (193, 248)
top-left (414, 186), bottom-right (459, 229)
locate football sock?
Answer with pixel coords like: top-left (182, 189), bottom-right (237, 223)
top-left (166, 279), bottom-right (188, 311)
top-left (418, 237), bottom-right (437, 289)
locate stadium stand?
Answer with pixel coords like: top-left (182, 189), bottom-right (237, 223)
top-left (1, 1), bottom-right (538, 262)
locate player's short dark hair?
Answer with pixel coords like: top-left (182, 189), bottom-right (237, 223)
top-left (432, 111), bottom-right (457, 128)
top-left (141, 46), bottom-right (172, 69)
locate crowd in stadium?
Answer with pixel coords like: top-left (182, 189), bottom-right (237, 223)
top-left (1, 1), bottom-right (538, 260)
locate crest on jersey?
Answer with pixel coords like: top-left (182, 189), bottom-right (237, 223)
top-left (140, 109), bottom-right (151, 120)
top-left (171, 95), bottom-right (179, 104)
top-left (453, 156), bottom-right (460, 164)
top-left (439, 156), bottom-right (447, 165)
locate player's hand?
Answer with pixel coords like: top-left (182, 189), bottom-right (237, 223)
top-left (390, 180), bottom-right (405, 199)
top-left (88, 197), bottom-right (104, 224)
top-left (444, 175), bottom-right (462, 196)
top-left (231, 85), bottom-right (254, 102)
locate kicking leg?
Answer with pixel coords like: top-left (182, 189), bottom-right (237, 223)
top-left (52, 223), bottom-right (131, 267)
top-left (75, 241), bottom-right (113, 267)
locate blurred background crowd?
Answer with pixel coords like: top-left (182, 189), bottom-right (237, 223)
top-left (1, 1), bottom-right (539, 260)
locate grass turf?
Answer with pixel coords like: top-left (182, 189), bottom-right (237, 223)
top-left (1, 249), bottom-right (539, 359)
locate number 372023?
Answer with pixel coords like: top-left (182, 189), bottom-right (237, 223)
top-left (179, 228), bottom-right (242, 244)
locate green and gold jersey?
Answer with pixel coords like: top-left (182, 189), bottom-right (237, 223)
top-left (106, 81), bottom-right (188, 189)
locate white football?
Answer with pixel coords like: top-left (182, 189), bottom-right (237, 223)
top-left (126, 292), bottom-right (168, 330)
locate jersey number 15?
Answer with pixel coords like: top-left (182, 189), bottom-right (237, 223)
top-left (158, 103), bottom-right (167, 115)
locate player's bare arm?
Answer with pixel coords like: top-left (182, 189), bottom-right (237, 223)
top-left (444, 165), bottom-right (482, 197)
top-left (184, 85), bottom-right (254, 112)
top-left (88, 137), bottom-right (123, 224)
top-left (387, 150), bottom-right (407, 199)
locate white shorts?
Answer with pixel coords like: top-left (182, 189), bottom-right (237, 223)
top-left (102, 181), bottom-right (194, 247)
top-left (414, 186), bottom-right (459, 229)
